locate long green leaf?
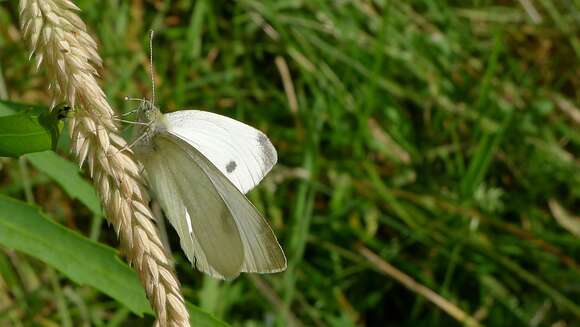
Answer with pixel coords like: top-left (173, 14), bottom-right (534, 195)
top-left (0, 195), bottom-right (231, 326)
top-left (25, 151), bottom-right (102, 216)
top-left (0, 195), bottom-right (151, 315)
top-left (187, 303), bottom-right (230, 327)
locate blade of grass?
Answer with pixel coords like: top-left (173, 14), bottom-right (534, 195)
top-left (358, 245), bottom-right (482, 327)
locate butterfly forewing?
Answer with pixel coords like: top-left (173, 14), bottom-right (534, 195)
top-left (165, 110), bottom-right (277, 194)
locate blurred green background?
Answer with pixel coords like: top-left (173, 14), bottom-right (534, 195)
top-left (1, 0), bottom-right (579, 326)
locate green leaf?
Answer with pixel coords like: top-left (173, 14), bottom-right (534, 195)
top-left (0, 100), bottom-right (67, 158)
top-left (187, 303), bottom-right (230, 327)
top-left (0, 195), bottom-right (231, 325)
top-left (0, 195), bottom-right (151, 315)
top-left (25, 151), bottom-right (102, 216)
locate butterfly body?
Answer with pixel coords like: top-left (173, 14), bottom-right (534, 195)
top-left (133, 102), bottom-right (167, 153)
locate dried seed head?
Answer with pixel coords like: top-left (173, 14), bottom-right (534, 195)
top-left (18, 1), bottom-right (189, 325)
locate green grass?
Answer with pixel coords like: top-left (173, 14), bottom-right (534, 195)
top-left (1, 0), bottom-right (579, 326)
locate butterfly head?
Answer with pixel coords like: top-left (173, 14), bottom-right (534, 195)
top-left (128, 98), bottom-right (167, 153)
top-left (136, 99), bottom-right (162, 124)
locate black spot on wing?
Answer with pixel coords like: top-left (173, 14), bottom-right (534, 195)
top-left (257, 133), bottom-right (271, 149)
top-left (226, 160), bottom-right (237, 173)
top-left (256, 133), bottom-right (276, 171)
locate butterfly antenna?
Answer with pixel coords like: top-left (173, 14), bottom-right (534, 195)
top-left (124, 96), bottom-right (149, 104)
top-left (149, 29), bottom-right (156, 107)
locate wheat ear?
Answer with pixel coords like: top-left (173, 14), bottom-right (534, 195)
top-left (18, 1), bottom-right (190, 325)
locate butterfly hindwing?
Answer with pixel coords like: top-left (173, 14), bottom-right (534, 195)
top-left (139, 135), bottom-right (245, 279)
top-left (166, 133), bottom-right (287, 274)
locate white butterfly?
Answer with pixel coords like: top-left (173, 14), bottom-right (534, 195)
top-left (131, 101), bottom-right (287, 280)
top-left (128, 31), bottom-right (285, 279)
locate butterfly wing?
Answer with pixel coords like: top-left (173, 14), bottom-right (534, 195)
top-left (137, 135), bottom-right (245, 279)
top-left (164, 133), bottom-right (286, 274)
top-left (164, 110), bottom-right (277, 194)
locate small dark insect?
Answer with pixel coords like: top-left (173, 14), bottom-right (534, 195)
top-left (57, 105), bottom-right (72, 119)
